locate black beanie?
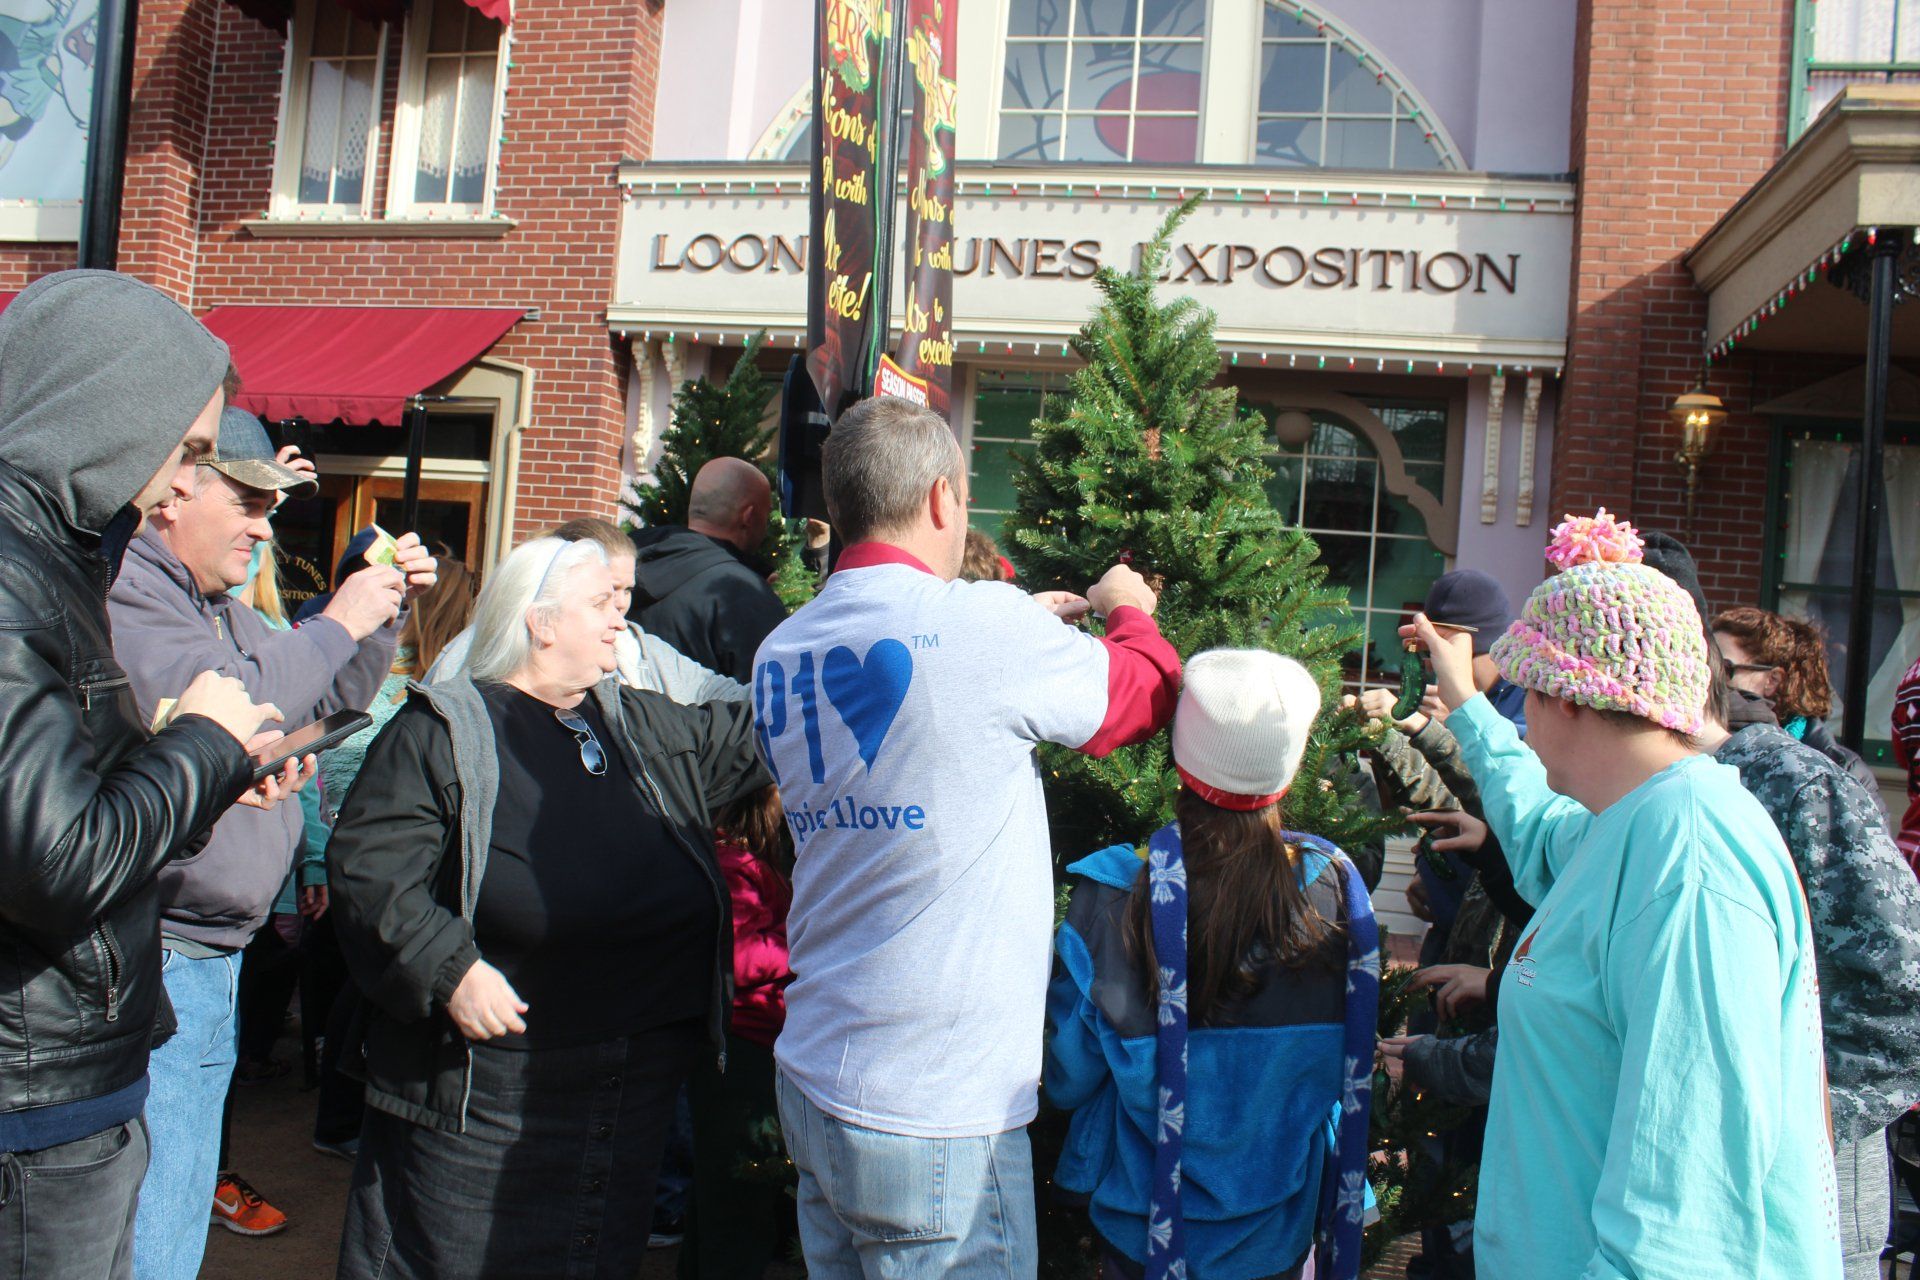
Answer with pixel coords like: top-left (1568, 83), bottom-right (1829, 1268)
top-left (1639, 531), bottom-right (1710, 627)
top-left (1422, 570), bottom-right (1513, 655)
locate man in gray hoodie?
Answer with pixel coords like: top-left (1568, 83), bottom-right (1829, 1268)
top-left (108, 407), bottom-right (436, 1280)
top-left (0, 271), bottom-right (291, 1280)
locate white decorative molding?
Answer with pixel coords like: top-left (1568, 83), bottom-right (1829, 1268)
top-left (0, 200), bottom-right (80, 243)
top-left (633, 339), bottom-right (658, 470)
top-left (662, 337), bottom-right (688, 403)
top-left (242, 216), bottom-right (517, 239)
top-left (1480, 375), bottom-right (1507, 524)
top-left (1516, 376), bottom-right (1543, 526)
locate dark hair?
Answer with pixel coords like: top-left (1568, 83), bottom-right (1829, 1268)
top-left (1711, 606), bottom-right (1833, 720)
top-left (960, 529), bottom-right (1006, 583)
top-left (221, 364), bottom-right (243, 401)
top-left (1702, 626), bottom-right (1733, 729)
top-left (717, 783), bottom-right (790, 874)
top-left (393, 553), bottom-right (476, 687)
top-left (1125, 789), bottom-right (1341, 1022)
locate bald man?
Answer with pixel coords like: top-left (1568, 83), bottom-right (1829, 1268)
top-left (629, 456), bottom-right (789, 683)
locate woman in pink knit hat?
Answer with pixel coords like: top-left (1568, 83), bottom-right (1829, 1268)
top-left (1404, 510), bottom-right (1840, 1280)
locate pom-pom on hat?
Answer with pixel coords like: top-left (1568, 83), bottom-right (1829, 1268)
top-left (1490, 508), bottom-right (1710, 735)
top-left (1171, 649), bottom-right (1322, 811)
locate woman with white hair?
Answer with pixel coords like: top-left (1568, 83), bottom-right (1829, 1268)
top-left (427, 517), bottom-right (749, 705)
top-left (326, 536), bottom-right (770, 1280)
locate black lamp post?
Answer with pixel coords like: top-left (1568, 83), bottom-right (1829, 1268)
top-left (1829, 227), bottom-right (1916, 751)
top-left (77, 0), bottom-right (139, 270)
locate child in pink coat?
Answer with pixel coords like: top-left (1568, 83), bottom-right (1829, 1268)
top-left (682, 784), bottom-right (793, 1279)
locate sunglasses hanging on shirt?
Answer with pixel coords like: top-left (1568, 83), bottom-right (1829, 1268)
top-left (553, 706), bottom-right (608, 776)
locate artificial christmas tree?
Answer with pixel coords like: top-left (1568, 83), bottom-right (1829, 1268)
top-left (625, 332), bottom-right (815, 608)
top-left (1004, 197), bottom-right (1470, 1273)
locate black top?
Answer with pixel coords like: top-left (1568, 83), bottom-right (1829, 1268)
top-left (474, 683), bottom-right (717, 1048)
top-left (626, 525), bottom-right (787, 683)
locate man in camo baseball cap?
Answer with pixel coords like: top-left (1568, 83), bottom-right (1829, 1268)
top-left (205, 406), bottom-right (318, 500)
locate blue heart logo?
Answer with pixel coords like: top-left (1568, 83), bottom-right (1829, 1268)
top-left (822, 639), bottom-right (914, 771)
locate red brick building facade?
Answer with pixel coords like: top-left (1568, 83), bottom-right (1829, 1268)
top-left (1555, 0), bottom-right (1797, 607)
top-left (1, 0), bottom-right (666, 586)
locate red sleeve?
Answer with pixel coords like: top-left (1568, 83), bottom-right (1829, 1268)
top-left (1076, 605), bottom-right (1182, 758)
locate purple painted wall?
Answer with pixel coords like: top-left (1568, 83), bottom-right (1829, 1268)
top-left (651, 0), bottom-right (1575, 173)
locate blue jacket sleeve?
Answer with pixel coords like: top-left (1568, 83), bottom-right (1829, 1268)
top-left (1043, 928), bottom-right (1112, 1112)
top-left (1448, 695), bottom-right (1594, 908)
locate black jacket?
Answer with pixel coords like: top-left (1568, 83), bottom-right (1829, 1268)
top-left (0, 271), bottom-right (254, 1121)
top-left (628, 525), bottom-right (787, 684)
top-left (327, 676), bottom-right (771, 1133)
top-left (0, 463), bottom-right (252, 1116)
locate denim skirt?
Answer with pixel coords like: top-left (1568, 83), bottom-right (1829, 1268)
top-left (337, 1020), bottom-right (704, 1280)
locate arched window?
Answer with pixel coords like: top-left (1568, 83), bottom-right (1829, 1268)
top-left (1254, 1), bottom-right (1457, 171)
top-left (1251, 398), bottom-right (1449, 688)
top-left (997, 0), bottom-right (1207, 164)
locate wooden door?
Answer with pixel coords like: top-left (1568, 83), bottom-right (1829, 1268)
top-left (360, 477), bottom-right (487, 571)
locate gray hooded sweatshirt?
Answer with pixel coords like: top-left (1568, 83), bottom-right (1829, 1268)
top-left (0, 270), bottom-right (230, 538)
top-left (108, 517), bottom-right (398, 948)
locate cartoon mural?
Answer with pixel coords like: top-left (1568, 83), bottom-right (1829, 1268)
top-left (0, 0), bottom-right (97, 202)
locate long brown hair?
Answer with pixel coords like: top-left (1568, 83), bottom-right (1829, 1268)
top-left (1125, 789), bottom-right (1342, 1022)
top-left (1711, 605), bottom-right (1833, 720)
top-left (718, 783), bottom-right (791, 875)
top-left (393, 555), bottom-right (476, 687)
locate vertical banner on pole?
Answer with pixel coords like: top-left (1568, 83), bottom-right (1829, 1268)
top-left (888, 0), bottom-right (957, 418)
top-left (806, 0), bottom-right (893, 419)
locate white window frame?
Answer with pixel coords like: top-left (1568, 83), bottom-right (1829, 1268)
top-left (1248, 0), bottom-right (1458, 172)
top-left (268, 0), bottom-right (389, 220)
top-left (994, 0), bottom-right (1211, 165)
top-left (385, 0), bottom-right (509, 220)
top-left (983, 0), bottom-right (1461, 170)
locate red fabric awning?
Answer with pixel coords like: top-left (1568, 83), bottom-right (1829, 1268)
top-left (0, 292), bottom-right (16, 313)
top-left (227, 0), bottom-right (509, 30)
top-left (201, 305), bottom-right (521, 426)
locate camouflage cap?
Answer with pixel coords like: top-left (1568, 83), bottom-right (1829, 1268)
top-left (206, 406), bottom-right (318, 500)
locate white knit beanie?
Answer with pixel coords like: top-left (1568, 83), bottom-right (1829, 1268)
top-left (1170, 649), bottom-right (1322, 811)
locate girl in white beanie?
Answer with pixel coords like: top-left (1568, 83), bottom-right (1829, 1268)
top-left (1045, 649), bottom-right (1380, 1280)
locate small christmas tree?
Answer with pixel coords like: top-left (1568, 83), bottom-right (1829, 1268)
top-left (1000, 196), bottom-right (1386, 858)
top-left (1004, 197), bottom-right (1471, 1273)
top-left (625, 332), bottom-right (815, 608)
top-left (1364, 962), bottom-right (1480, 1271)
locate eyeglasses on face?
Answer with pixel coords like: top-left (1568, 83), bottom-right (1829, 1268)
top-left (553, 706), bottom-right (608, 776)
top-left (1727, 662), bottom-right (1778, 676)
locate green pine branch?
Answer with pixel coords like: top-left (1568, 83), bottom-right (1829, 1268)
top-left (622, 332), bottom-right (816, 609)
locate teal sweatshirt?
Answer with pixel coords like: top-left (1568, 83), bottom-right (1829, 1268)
top-left (1449, 695), bottom-right (1840, 1280)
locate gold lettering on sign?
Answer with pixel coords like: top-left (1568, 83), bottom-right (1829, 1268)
top-left (826, 271), bottom-right (869, 321)
top-left (641, 229), bottom-right (1531, 297)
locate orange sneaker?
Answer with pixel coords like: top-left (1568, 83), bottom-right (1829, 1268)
top-left (210, 1172), bottom-right (289, 1236)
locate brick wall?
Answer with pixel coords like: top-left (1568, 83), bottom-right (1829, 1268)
top-left (0, 0), bottom-right (663, 544)
top-left (1556, 0), bottom-right (1797, 612)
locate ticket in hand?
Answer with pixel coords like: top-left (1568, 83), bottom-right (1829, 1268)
top-left (365, 525), bottom-right (400, 568)
top-left (150, 698), bottom-right (178, 733)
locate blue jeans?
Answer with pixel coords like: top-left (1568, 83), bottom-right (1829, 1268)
top-left (775, 1069), bottom-right (1037, 1279)
top-left (132, 949), bottom-right (242, 1280)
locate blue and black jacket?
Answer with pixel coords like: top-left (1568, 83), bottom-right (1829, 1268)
top-left (1044, 843), bottom-right (1352, 1280)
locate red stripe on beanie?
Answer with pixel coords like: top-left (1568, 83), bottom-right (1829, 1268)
top-left (1175, 764), bottom-right (1288, 812)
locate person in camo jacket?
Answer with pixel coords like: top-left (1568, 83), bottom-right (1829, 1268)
top-left (1894, 650), bottom-right (1920, 873)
